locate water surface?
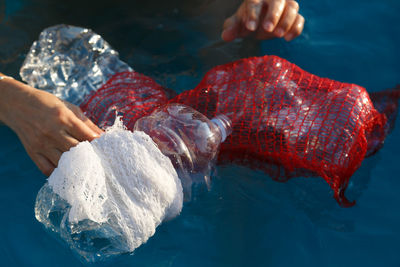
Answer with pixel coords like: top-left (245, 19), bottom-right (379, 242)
top-left (0, 0), bottom-right (399, 266)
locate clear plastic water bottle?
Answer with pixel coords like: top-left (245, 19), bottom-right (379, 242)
top-left (34, 103), bottom-right (232, 262)
top-left (134, 103), bottom-right (232, 199)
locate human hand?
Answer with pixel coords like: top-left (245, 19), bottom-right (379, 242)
top-left (0, 78), bottom-right (103, 176)
top-left (222, 0), bottom-right (304, 42)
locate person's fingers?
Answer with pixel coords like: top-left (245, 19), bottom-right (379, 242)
top-left (34, 153), bottom-right (55, 176)
top-left (273, 0), bottom-right (299, 37)
top-left (83, 117), bottom-right (103, 135)
top-left (44, 148), bottom-right (63, 167)
top-left (262, 0), bottom-right (286, 32)
top-left (67, 117), bottom-right (100, 142)
top-left (56, 130), bottom-right (80, 151)
top-left (223, 14), bottom-right (235, 30)
top-left (75, 110), bottom-right (103, 135)
top-left (284, 14), bottom-right (304, 41)
top-left (244, 0), bottom-right (263, 31)
top-left (222, 15), bottom-right (240, 41)
top-left (255, 30), bottom-right (276, 40)
top-left (63, 101), bottom-right (103, 135)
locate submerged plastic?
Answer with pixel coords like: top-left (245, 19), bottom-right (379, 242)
top-left (35, 120), bottom-right (183, 262)
top-left (34, 105), bottom-right (231, 262)
top-left (134, 104), bottom-right (232, 199)
top-left (170, 56), bottom-right (392, 206)
top-left (21, 24), bottom-right (400, 262)
top-left (20, 25), bottom-right (400, 206)
top-left (20, 25), bottom-right (131, 105)
top-left (80, 59), bottom-right (397, 206)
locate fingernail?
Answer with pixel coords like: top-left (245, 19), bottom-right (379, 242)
top-left (263, 21), bottom-right (274, 32)
top-left (275, 28), bottom-right (284, 37)
top-left (247, 21), bottom-right (257, 31)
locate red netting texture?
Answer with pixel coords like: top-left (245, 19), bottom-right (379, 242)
top-left (80, 71), bottom-right (169, 130)
top-left (80, 55), bottom-right (397, 206)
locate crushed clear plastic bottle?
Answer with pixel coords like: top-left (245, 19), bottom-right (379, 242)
top-left (23, 24), bottom-right (233, 263)
top-left (34, 103), bottom-right (232, 262)
top-left (134, 103), bottom-right (233, 199)
top-left (20, 24), bottom-right (131, 105)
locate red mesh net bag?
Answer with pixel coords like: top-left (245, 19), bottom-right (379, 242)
top-left (80, 71), bottom-right (171, 130)
top-left (80, 55), bottom-right (399, 206)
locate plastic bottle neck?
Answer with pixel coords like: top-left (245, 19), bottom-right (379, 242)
top-left (211, 114), bottom-right (232, 143)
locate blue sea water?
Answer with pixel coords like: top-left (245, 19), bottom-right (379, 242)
top-left (0, 0), bottom-right (400, 266)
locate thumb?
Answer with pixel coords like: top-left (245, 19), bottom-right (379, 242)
top-left (222, 14), bottom-right (241, 42)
